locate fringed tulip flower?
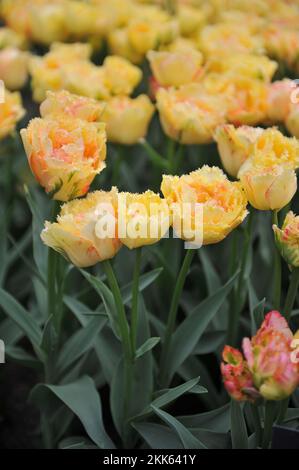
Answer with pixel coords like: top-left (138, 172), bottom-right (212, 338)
top-left (40, 90), bottom-right (105, 123)
top-left (273, 211), bottom-right (299, 268)
top-left (147, 49), bottom-right (203, 88)
top-left (214, 125), bottom-right (263, 178)
top-left (101, 95), bottom-right (154, 145)
top-left (161, 166), bottom-right (248, 245)
top-left (102, 56), bottom-right (142, 96)
top-left (41, 188), bottom-right (122, 268)
top-left (222, 311), bottom-right (299, 401)
top-left (0, 88), bottom-right (25, 140)
top-left (118, 191), bottom-right (170, 249)
top-left (207, 54), bottom-right (277, 83)
top-left (242, 311), bottom-right (299, 400)
top-left (156, 84), bottom-right (227, 144)
top-left (21, 116), bottom-right (106, 201)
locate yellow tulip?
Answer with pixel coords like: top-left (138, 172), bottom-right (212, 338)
top-left (0, 27), bottom-right (28, 50)
top-left (273, 211), bottom-right (299, 269)
top-left (107, 28), bottom-right (144, 65)
top-left (64, 1), bottom-right (98, 38)
top-left (286, 107), bottom-right (299, 139)
top-left (127, 6), bottom-right (179, 54)
top-left (101, 95), bottom-right (155, 145)
top-left (197, 23), bottom-right (263, 58)
top-left (0, 88), bottom-right (25, 140)
top-left (40, 90), bottom-right (106, 123)
top-left (267, 79), bottom-right (296, 123)
top-left (0, 47), bottom-right (29, 90)
top-left (177, 5), bottom-right (207, 36)
top-left (161, 165), bottom-right (248, 245)
top-left (238, 161), bottom-right (297, 211)
top-left (147, 49), bottom-right (203, 87)
top-left (118, 191), bottom-right (170, 249)
top-left (29, 3), bottom-right (67, 45)
top-left (207, 53), bottom-right (277, 83)
top-left (41, 188), bottom-right (122, 268)
top-left (156, 84), bottom-right (227, 144)
top-left (214, 124), bottom-right (263, 178)
top-left (250, 128), bottom-right (299, 170)
top-left (29, 42), bottom-right (94, 102)
top-left (103, 56), bottom-right (142, 96)
top-left (21, 116), bottom-right (106, 201)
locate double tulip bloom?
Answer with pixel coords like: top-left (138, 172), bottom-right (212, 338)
top-left (161, 166), bottom-right (248, 245)
top-left (41, 188), bottom-right (170, 267)
top-left (21, 91), bottom-right (107, 201)
top-left (222, 311), bottom-right (299, 401)
top-left (156, 84), bottom-right (227, 144)
top-left (273, 211), bottom-right (299, 268)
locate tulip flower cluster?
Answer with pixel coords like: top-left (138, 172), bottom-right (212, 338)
top-left (41, 163), bottom-right (248, 267)
top-left (216, 126), bottom-right (299, 211)
top-left (222, 311), bottom-right (299, 401)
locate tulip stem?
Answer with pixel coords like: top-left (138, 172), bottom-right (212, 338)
top-left (47, 201), bottom-right (61, 335)
top-left (283, 267), bottom-right (299, 322)
top-left (103, 260), bottom-right (133, 444)
top-left (272, 210), bottom-right (282, 311)
top-left (160, 248), bottom-right (195, 387)
top-left (131, 248), bottom-right (142, 354)
top-left (262, 401), bottom-right (277, 449)
top-left (228, 211), bottom-right (253, 345)
top-left (250, 404), bottom-right (262, 447)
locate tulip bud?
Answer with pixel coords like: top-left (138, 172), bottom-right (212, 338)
top-left (238, 160), bottom-right (297, 211)
top-left (273, 211), bottom-right (299, 268)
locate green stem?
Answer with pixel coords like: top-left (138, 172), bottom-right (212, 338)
top-left (47, 201), bottom-right (61, 334)
top-left (227, 211), bottom-right (253, 345)
top-left (103, 260), bottom-right (133, 444)
top-left (160, 249), bottom-right (195, 387)
top-left (250, 404), bottom-right (262, 447)
top-left (277, 398), bottom-right (289, 425)
top-left (272, 210), bottom-right (282, 311)
top-left (166, 137), bottom-right (176, 174)
top-left (262, 401), bottom-right (277, 449)
top-left (283, 267), bottom-right (299, 321)
top-left (139, 139), bottom-right (170, 171)
top-left (131, 248), bottom-right (142, 354)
